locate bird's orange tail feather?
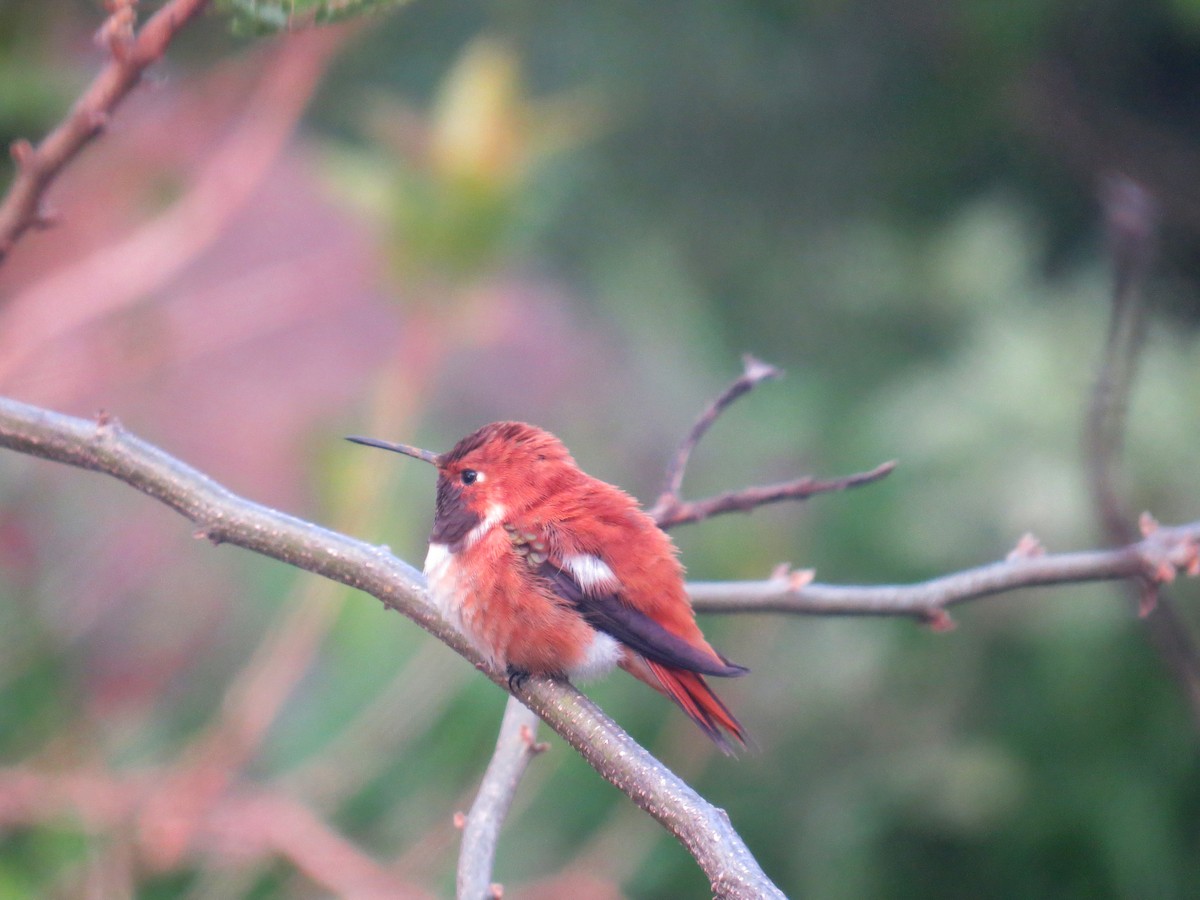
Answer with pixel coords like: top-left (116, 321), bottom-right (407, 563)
top-left (639, 658), bottom-right (749, 754)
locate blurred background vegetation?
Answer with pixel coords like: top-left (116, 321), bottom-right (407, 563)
top-left (1, 0), bottom-right (1199, 896)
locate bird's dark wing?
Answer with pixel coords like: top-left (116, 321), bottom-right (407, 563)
top-left (536, 558), bottom-right (748, 678)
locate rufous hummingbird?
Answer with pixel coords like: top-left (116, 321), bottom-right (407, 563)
top-left (348, 421), bottom-right (749, 752)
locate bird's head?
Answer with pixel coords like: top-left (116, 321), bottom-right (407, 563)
top-left (348, 421), bottom-right (577, 547)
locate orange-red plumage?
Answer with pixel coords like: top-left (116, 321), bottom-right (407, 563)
top-left (349, 421), bottom-right (749, 752)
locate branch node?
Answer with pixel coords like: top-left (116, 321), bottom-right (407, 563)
top-left (1007, 532), bottom-right (1046, 561)
top-left (1153, 559), bottom-right (1177, 585)
top-left (453, 811), bottom-right (466, 829)
top-left (96, 1), bottom-right (138, 62)
top-left (1185, 541), bottom-right (1200, 578)
top-left (519, 723), bottom-right (550, 754)
top-left (87, 109), bottom-right (112, 137)
top-left (1139, 511), bottom-right (1160, 537)
top-left (32, 203), bottom-right (60, 231)
top-left (94, 409), bottom-right (122, 436)
top-left (9, 139), bottom-right (35, 169)
top-left (787, 568), bottom-right (815, 591)
top-left (740, 353), bottom-right (783, 386)
top-left (1138, 582), bottom-right (1159, 618)
top-left (921, 609), bottom-right (956, 633)
top-left (192, 526), bottom-right (222, 546)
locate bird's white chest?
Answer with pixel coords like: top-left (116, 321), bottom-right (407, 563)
top-left (424, 542), bottom-right (464, 624)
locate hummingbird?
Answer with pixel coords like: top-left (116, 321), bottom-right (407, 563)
top-left (348, 421), bottom-right (749, 753)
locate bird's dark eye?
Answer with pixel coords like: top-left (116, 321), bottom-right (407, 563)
top-left (460, 469), bottom-right (478, 485)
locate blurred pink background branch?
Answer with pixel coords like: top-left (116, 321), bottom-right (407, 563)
top-left (0, 25), bottom-right (348, 388)
top-left (0, 0), bottom-right (211, 266)
top-left (0, 766), bottom-right (433, 898)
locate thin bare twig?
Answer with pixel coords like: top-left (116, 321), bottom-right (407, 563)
top-left (653, 354), bottom-right (781, 509)
top-left (654, 460), bottom-right (897, 531)
top-left (0, 0), bottom-right (211, 266)
top-left (648, 355), bottom-right (894, 529)
top-left (457, 697), bottom-right (546, 900)
top-left (688, 519), bottom-right (1200, 625)
top-left (0, 396), bottom-right (784, 899)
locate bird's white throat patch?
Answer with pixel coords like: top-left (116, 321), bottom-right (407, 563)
top-left (464, 502), bottom-right (506, 549)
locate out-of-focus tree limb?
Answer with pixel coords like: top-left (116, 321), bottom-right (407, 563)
top-left (1082, 175), bottom-right (1200, 725)
top-left (0, 0), bottom-right (212, 266)
top-left (0, 25), bottom-right (346, 386)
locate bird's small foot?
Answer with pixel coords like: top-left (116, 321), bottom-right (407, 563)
top-left (506, 665), bottom-right (531, 691)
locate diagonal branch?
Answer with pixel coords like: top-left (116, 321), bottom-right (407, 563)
top-left (0, 0), bottom-right (211, 267)
top-left (0, 395), bottom-right (784, 899)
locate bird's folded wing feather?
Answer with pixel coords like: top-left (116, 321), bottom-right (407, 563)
top-left (535, 554), bottom-right (747, 678)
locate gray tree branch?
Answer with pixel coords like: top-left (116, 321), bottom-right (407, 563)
top-left (688, 521), bottom-right (1200, 625)
top-left (456, 697), bottom-right (545, 900)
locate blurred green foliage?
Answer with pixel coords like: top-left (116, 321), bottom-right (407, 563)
top-left (219, 0), bottom-right (412, 34)
top-left (2, 0), bottom-right (1200, 897)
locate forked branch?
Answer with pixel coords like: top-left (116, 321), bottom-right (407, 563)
top-left (648, 355), bottom-right (894, 530)
top-left (653, 354), bottom-right (781, 506)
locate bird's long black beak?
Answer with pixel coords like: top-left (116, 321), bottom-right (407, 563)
top-left (346, 435), bottom-right (442, 466)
